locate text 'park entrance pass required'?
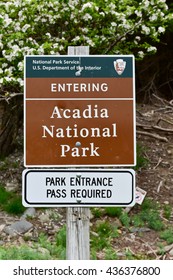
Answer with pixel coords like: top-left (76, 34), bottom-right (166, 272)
top-left (24, 55), bottom-right (136, 167)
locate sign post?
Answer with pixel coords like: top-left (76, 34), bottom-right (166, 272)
top-left (67, 46), bottom-right (90, 260)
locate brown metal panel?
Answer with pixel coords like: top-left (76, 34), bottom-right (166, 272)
top-left (25, 99), bottom-right (134, 166)
top-left (26, 77), bottom-right (133, 99)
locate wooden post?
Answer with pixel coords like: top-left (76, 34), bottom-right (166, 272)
top-left (66, 207), bottom-right (90, 260)
top-left (66, 46), bottom-right (90, 260)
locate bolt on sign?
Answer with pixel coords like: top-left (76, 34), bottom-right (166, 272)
top-left (24, 55), bottom-right (136, 167)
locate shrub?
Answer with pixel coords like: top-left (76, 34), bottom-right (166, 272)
top-left (0, 246), bottom-right (51, 260)
top-left (4, 197), bottom-right (25, 214)
top-left (0, 186), bottom-right (25, 215)
top-left (160, 228), bottom-right (173, 244)
top-left (0, 186), bottom-right (11, 205)
top-left (105, 207), bottom-right (122, 217)
top-left (0, 0), bottom-right (172, 93)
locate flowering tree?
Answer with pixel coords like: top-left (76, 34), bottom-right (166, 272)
top-left (0, 0), bottom-right (172, 93)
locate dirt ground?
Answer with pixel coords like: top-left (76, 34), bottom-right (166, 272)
top-left (136, 98), bottom-right (173, 207)
top-left (126, 96), bottom-right (173, 260)
top-left (0, 96), bottom-right (173, 259)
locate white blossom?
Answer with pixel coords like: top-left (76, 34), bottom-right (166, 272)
top-left (17, 78), bottom-right (24, 86)
top-left (18, 62), bottom-right (24, 71)
top-left (18, 11), bottom-right (23, 17)
top-left (135, 10), bottom-right (142, 17)
top-left (18, 40), bottom-right (24, 46)
top-left (72, 36), bottom-right (80, 42)
top-left (82, 28), bottom-right (89, 33)
top-left (135, 36), bottom-right (141, 41)
top-left (138, 51), bottom-right (144, 58)
top-left (4, 15), bottom-right (12, 27)
top-left (45, 33), bottom-right (51, 38)
top-left (2, 63), bottom-right (8, 69)
top-left (59, 45), bottom-right (64, 51)
top-left (158, 26), bottom-right (165, 33)
top-left (81, 3), bottom-right (93, 11)
top-left (147, 46), bottom-right (157, 52)
top-left (0, 0), bottom-right (171, 88)
top-left (4, 77), bottom-right (12, 82)
top-left (143, 0), bottom-right (150, 8)
top-left (108, 3), bottom-right (115, 9)
top-left (41, 18), bottom-right (47, 23)
top-left (12, 44), bottom-right (20, 51)
top-left (141, 25), bottom-right (150, 35)
top-left (15, 22), bottom-right (21, 32)
top-left (86, 38), bottom-right (95, 47)
top-left (111, 22), bottom-right (117, 27)
top-left (83, 13), bottom-right (92, 21)
top-left (149, 14), bottom-right (158, 21)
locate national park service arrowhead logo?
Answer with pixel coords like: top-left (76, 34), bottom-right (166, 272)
top-left (114, 59), bottom-right (126, 75)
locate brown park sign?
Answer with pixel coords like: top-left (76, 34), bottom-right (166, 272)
top-left (24, 55), bottom-right (136, 167)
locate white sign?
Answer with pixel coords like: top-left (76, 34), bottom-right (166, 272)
top-left (22, 169), bottom-right (135, 207)
top-left (135, 186), bottom-right (147, 205)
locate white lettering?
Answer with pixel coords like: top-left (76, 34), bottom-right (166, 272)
top-left (50, 83), bottom-right (108, 93)
top-left (51, 83), bottom-right (56, 92)
top-left (50, 107), bottom-right (62, 118)
top-left (42, 123), bottom-right (117, 138)
top-left (42, 125), bottom-right (54, 138)
top-left (60, 143), bottom-right (100, 157)
top-left (50, 105), bottom-right (109, 119)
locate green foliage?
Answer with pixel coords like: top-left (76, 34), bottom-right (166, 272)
top-left (0, 246), bottom-right (51, 260)
top-left (119, 212), bottom-right (131, 227)
top-left (105, 208), bottom-right (130, 228)
top-left (4, 197), bottom-right (25, 215)
top-left (91, 235), bottom-right (109, 251)
top-left (104, 248), bottom-right (118, 260)
top-left (125, 249), bottom-right (136, 260)
top-left (142, 210), bottom-right (164, 231)
top-left (0, 228), bottom-right (67, 260)
top-left (141, 198), bottom-right (154, 210)
top-left (0, 186), bottom-right (25, 215)
top-left (96, 221), bottom-right (112, 237)
top-left (132, 214), bottom-right (145, 227)
top-left (38, 231), bottom-right (65, 259)
top-left (0, 186), bottom-right (11, 204)
top-left (91, 208), bottom-right (102, 218)
top-left (91, 221), bottom-right (112, 251)
top-left (134, 143), bottom-right (149, 170)
top-left (131, 199), bottom-right (164, 231)
top-left (91, 221), bottom-right (120, 254)
top-left (0, 0), bottom-right (172, 93)
top-left (56, 225), bottom-right (66, 247)
top-left (105, 207), bottom-right (122, 217)
top-left (163, 204), bottom-right (172, 220)
top-left (160, 228), bottom-right (173, 244)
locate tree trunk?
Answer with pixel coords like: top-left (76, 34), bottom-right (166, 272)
top-left (0, 95), bottom-right (23, 157)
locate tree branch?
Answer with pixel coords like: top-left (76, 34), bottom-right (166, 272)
top-left (104, 20), bottom-right (142, 54)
